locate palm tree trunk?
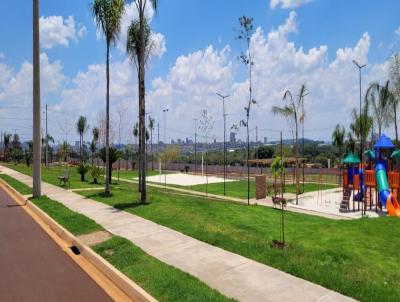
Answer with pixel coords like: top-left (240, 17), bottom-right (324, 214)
top-left (33, 0), bottom-right (41, 198)
top-left (139, 6), bottom-right (147, 203)
top-left (105, 43), bottom-right (110, 195)
top-left (395, 107), bottom-right (398, 147)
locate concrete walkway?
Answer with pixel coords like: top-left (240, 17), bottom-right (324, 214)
top-left (0, 165), bottom-right (355, 302)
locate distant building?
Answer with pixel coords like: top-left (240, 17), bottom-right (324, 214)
top-left (230, 132), bottom-right (236, 143)
top-left (263, 137), bottom-right (268, 144)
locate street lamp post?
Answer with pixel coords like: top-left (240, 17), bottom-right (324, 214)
top-left (33, 0), bottom-right (41, 198)
top-left (216, 93), bottom-right (230, 196)
top-left (352, 59), bottom-right (367, 216)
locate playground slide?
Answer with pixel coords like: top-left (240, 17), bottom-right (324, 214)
top-left (375, 163), bottom-right (400, 217)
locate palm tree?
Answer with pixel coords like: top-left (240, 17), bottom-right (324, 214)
top-left (390, 54), bottom-right (400, 146)
top-left (126, 0), bottom-right (158, 203)
top-left (365, 81), bottom-right (392, 138)
top-left (332, 124), bottom-right (345, 160)
top-left (91, 0), bottom-right (125, 195)
top-left (272, 84), bottom-right (308, 205)
top-left (133, 122), bottom-right (140, 191)
top-left (346, 133), bottom-right (356, 154)
top-left (76, 116), bottom-right (89, 163)
top-left (349, 107), bottom-right (373, 152)
top-left (42, 134), bottom-right (54, 165)
top-left (91, 127), bottom-right (100, 167)
top-left (148, 116), bottom-right (155, 170)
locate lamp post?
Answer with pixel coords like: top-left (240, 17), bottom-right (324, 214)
top-left (33, 0), bottom-right (41, 198)
top-left (216, 93), bottom-right (230, 196)
top-left (352, 60), bottom-right (366, 161)
top-left (353, 59), bottom-right (366, 216)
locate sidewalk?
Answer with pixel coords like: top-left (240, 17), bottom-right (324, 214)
top-left (0, 185), bottom-right (112, 302)
top-left (0, 165), bottom-right (355, 302)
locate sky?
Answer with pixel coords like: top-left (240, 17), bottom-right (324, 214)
top-left (1, 0), bottom-right (400, 145)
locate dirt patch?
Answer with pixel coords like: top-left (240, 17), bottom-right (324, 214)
top-left (77, 231), bottom-right (112, 247)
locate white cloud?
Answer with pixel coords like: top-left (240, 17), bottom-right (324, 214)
top-left (0, 53), bottom-right (4, 59)
top-left (270, 0), bottom-right (313, 9)
top-left (40, 15), bottom-right (86, 49)
top-left (0, 53), bottom-right (66, 141)
top-left (395, 27), bottom-right (400, 37)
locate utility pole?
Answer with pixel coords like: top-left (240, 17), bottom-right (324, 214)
top-left (157, 122), bottom-right (160, 144)
top-left (33, 0), bottom-right (41, 198)
top-left (45, 103), bottom-right (48, 167)
top-left (194, 118), bottom-right (198, 174)
top-left (216, 93), bottom-right (230, 196)
top-left (256, 125), bottom-right (258, 143)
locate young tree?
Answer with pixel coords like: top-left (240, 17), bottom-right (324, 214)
top-left (126, 0), bottom-right (158, 203)
top-left (76, 116), bottom-right (89, 163)
top-left (91, 127), bottom-right (100, 167)
top-left (349, 107), bottom-right (373, 152)
top-left (3, 132), bottom-right (11, 162)
top-left (236, 15), bottom-right (256, 205)
top-left (365, 81), bottom-right (392, 138)
top-left (332, 124), bottom-right (345, 160)
top-left (272, 84), bottom-right (308, 205)
top-left (91, 0), bottom-right (125, 195)
top-left (149, 116), bottom-right (155, 170)
top-left (199, 110), bottom-right (215, 195)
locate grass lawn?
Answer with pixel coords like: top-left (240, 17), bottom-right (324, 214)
top-left (31, 196), bottom-right (103, 235)
top-left (0, 173), bottom-right (32, 195)
top-left (94, 237), bottom-right (234, 302)
top-left (79, 182), bottom-right (400, 302)
top-left (179, 179), bottom-right (337, 199)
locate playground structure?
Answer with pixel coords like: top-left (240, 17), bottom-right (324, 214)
top-left (341, 134), bottom-right (400, 217)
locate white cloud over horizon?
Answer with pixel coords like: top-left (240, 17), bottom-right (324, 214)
top-left (40, 15), bottom-right (86, 49)
top-left (0, 11), bottom-right (395, 144)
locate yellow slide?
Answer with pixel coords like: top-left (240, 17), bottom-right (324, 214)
top-left (386, 195), bottom-right (400, 217)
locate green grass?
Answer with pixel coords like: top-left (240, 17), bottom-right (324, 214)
top-left (80, 182), bottom-right (400, 302)
top-left (0, 173), bottom-right (32, 195)
top-left (177, 179), bottom-right (337, 199)
top-left (31, 196), bottom-right (103, 235)
top-left (94, 237), bottom-right (234, 302)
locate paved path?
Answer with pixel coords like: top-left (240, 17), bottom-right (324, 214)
top-left (0, 186), bottom-right (113, 302)
top-left (0, 166), bottom-right (355, 302)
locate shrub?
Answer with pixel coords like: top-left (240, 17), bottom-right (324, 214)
top-left (77, 164), bottom-right (90, 182)
top-left (90, 166), bottom-right (104, 184)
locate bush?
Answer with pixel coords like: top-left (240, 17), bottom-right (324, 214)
top-left (90, 166), bottom-right (104, 184)
top-left (77, 164), bottom-right (90, 182)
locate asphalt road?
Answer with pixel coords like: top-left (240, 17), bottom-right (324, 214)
top-left (0, 187), bottom-right (113, 302)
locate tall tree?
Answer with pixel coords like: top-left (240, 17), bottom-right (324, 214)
top-left (349, 107), bottom-right (373, 152)
top-left (272, 84), bottom-right (308, 205)
top-left (126, 0), bottom-right (158, 203)
top-left (332, 124), bottom-right (345, 159)
top-left (76, 116), bottom-right (89, 163)
top-left (133, 122), bottom-right (140, 191)
top-left (91, 0), bottom-right (125, 195)
top-left (390, 53), bottom-right (400, 146)
top-left (236, 15), bottom-right (255, 206)
top-left (365, 80), bottom-right (392, 138)
top-left (148, 116), bottom-right (155, 170)
top-left (3, 132), bottom-right (11, 162)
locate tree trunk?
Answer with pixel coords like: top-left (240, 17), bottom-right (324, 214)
top-left (105, 43), bottom-right (110, 195)
top-left (395, 107), bottom-right (398, 147)
top-left (139, 7), bottom-right (147, 203)
top-left (295, 121), bottom-right (299, 205)
top-left (151, 129), bottom-right (154, 170)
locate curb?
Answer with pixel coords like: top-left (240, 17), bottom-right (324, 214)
top-left (0, 178), bottom-right (157, 302)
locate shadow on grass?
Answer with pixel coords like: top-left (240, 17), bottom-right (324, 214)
top-left (114, 201), bottom-right (151, 211)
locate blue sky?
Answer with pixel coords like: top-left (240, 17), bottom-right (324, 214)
top-left (1, 0), bottom-right (400, 143)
